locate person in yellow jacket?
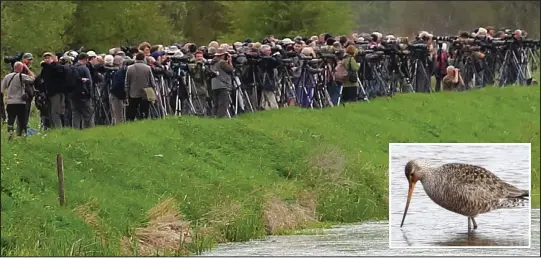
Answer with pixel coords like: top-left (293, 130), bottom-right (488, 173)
top-left (341, 45), bottom-right (361, 102)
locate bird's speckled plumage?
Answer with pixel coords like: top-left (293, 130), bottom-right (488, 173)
top-left (406, 159), bottom-right (529, 218)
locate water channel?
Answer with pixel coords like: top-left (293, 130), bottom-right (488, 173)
top-left (203, 210), bottom-right (539, 256)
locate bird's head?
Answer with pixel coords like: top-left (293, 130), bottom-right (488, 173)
top-left (401, 159), bottom-right (431, 228)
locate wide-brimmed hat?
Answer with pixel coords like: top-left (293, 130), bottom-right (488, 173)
top-left (281, 38), bottom-right (294, 45)
top-left (214, 47), bottom-right (227, 56)
top-left (167, 45), bottom-right (180, 55)
top-left (60, 55), bottom-right (74, 63)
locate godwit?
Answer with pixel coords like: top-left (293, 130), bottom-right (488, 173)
top-left (400, 159), bottom-right (529, 232)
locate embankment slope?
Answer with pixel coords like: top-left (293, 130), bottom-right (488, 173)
top-left (1, 86), bottom-right (539, 255)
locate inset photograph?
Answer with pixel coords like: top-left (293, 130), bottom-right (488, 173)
top-left (389, 143), bottom-right (531, 248)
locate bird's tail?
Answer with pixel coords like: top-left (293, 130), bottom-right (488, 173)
top-left (498, 189), bottom-right (529, 209)
top-left (517, 189), bottom-right (529, 200)
top-left (505, 183), bottom-right (529, 200)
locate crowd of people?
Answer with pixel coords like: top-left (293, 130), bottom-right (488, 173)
top-left (1, 27), bottom-right (538, 140)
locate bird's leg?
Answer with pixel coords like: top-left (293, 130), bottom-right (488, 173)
top-left (468, 217), bottom-right (472, 232)
top-left (471, 217), bottom-right (478, 230)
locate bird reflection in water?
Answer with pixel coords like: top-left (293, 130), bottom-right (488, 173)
top-left (400, 228), bottom-right (529, 247)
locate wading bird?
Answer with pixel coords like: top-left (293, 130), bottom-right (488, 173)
top-left (400, 159), bottom-right (529, 232)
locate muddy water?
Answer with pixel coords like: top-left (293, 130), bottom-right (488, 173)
top-left (390, 144), bottom-right (531, 247)
top-left (202, 210), bottom-right (539, 256)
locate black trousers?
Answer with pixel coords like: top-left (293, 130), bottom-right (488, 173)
top-left (24, 100), bottom-right (32, 128)
top-left (126, 97), bottom-right (150, 121)
top-left (212, 89), bottom-right (231, 118)
top-left (0, 93), bottom-right (6, 121)
top-left (342, 87), bottom-right (359, 102)
top-left (6, 104), bottom-right (28, 136)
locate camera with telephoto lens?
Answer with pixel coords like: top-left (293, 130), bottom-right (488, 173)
top-left (170, 55), bottom-right (190, 71)
top-left (244, 52), bottom-right (260, 66)
top-left (3, 52), bottom-right (23, 65)
top-left (410, 43), bottom-right (428, 51)
top-left (201, 64), bottom-right (218, 79)
top-left (365, 51), bottom-right (384, 62)
top-left (382, 39), bottom-right (400, 45)
top-left (523, 39), bottom-right (540, 48)
top-left (300, 55), bottom-right (314, 61)
top-left (435, 36), bottom-right (459, 42)
top-left (380, 40), bottom-right (402, 54)
top-left (281, 58), bottom-right (294, 65)
top-left (270, 47), bottom-right (283, 55)
top-left (355, 49), bottom-right (371, 62)
top-left (319, 52), bottom-right (338, 61)
top-left (408, 43), bottom-right (429, 59)
top-left (227, 50), bottom-right (246, 66)
top-left (298, 55), bottom-right (322, 73)
top-left (285, 51), bottom-right (298, 58)
top-left (354, 41), bottom-right (370, 46)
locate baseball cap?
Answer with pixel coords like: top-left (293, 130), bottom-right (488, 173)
top-left (42, 52), bottom-right (54, 58)
top-left (87, 51), bottom-right (97, 57)
top-left (23, 53), bottom-right (33, 60)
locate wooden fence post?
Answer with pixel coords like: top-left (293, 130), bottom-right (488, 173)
top-left (56, 153), bottom-right (65, 206)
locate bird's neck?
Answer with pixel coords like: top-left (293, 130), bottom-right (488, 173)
top-left (417, 167), bottom-right (435, 182)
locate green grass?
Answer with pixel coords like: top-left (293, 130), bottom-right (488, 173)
top-left (1, 85), bottom-right (539, 256)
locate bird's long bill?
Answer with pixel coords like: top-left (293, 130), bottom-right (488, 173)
top-left (400, 181), bottom-right (416, 228)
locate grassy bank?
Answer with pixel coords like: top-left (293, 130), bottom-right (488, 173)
top-left (1, 85), bottom-right (539, 256)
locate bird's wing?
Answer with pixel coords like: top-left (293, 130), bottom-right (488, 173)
top-left (440, 163), bottom-right (524, 202)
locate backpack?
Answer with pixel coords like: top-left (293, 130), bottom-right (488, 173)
top-left (111, 67), bottom-right (126, 100)
top-left (335, 60), bottom-right (348, 82)
top-left (345, 57), bottom-right (358, 83)
top-left (70, 65), bottom-right (92, 99)
top-left (63, 64), bottom-right (79, 93)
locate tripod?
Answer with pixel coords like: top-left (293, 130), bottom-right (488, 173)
top-left (172, 66), bottom-right (186, 116)
top-left (495, 47), bottom-right (527, 87)
top-left (410, 55), bottom-right (432, 93)
top-left (153, 75), bottom-right (169, 118)
top-left (368, 57), bottom-right (392, 97)
top-left (297, 63), bottom-right (319, 108)
top-left (524, 47), bottom-right (539, 84)
top-left (93, 81), bottom-right (111, 125)
top-left (276, 65), bottom-right (297, 107)
top-left (230, 70), bottom-right (254, 116)
top-left (313, 67), bottom-right (334, 109)
top-left (184, 73), bottom-right (208, 116)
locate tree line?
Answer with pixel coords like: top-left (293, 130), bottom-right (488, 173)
top-left (352, 1), bottom-right (540, 39)
top-left (1, 1), bottom-right (539, 68)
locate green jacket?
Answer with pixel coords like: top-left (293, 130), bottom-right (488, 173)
top-left (342, 55), bottom-right (360, 87)
top-left (188, 61), bottom-right (209, 96)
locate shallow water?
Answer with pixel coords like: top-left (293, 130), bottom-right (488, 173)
top-left (390, 144), bottom-right (531, 247)
top-left (202, 210), bottom-right (539, 256)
